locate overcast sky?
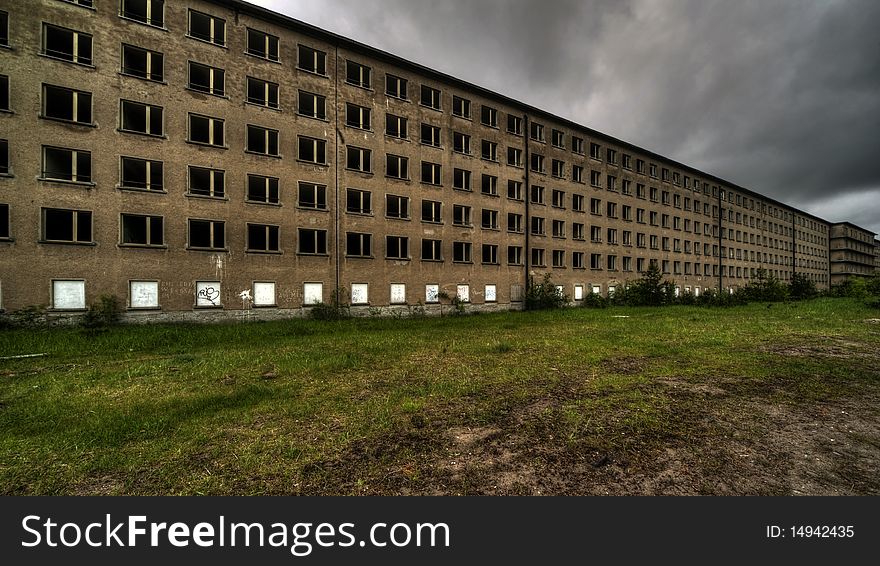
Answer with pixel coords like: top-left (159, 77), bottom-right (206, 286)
top-left (249, 0), bottom-right (880, 235)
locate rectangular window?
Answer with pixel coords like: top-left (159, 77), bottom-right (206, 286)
top-left (346, 103), bottom-right (371, 130)
top-left (246, 28), bottom-right (279, 61)
top-left (346, 60), bottom-right (371, 88)
top-left (607, 175), bottom-right (617, 191)
top-left (246, 77), bottom-right (279, 108)
top-left (188, 113), bottom-right (224, 146)
top-left (298, 136), bottom-right (327, 164)
top-left (247, 174), bottom-right (279, 204)
top-left (552, 189), bottom-right (565, 208)
top-left (508, 246), bottom-right (523, 265)
top-left (482, 245), bottom-right (498, 265)
top-left (590, 198), bottom-right (602, 215)
top-left (481, 140), bottom-right (498, 161)
top-left (622, 179), bottom-right (632, 195)
top-left (552, 250), bottom-right (565, 268)
top-left (42, 23), bottom-right (92, 65)
top-left (453, 242), bottom-right (472, 263)
top-left (507, 114), bottom-right (522, 135)
top-left (607, 228), bottom-right (618, 244)
top-left (390, 284), bottom-right (407, 304)
top-left (60, 0), bottom-right (94, 9)
top-left (297, 228), bottom-right (328, 255)
top-left (188, 220), bottom-right (226, 250)
top-left (590, 254), bottom-right (602, 270)
top-left (622, 205), bottom-right (632, 221)
top-left (420, 123), bottom-right (441, 146)
top-left (420, 85), bottom-right (441, 110)
top-left (507, 213), bottom-right (523, 233)
top-left (345, 232), bottom-right (372, 257)
top-left (507, 147), bottom-right (522, 167)
top-left (121, 44), bottom-right (163, 81)
top-left (42, 208), bottom-right (92, 243)
top-left (297, 90), bottom-right (326, 120)
top-left (188, 10), bottom-right (225, 46)
top-left (607, 202), bottom-right (618, 218)
top-left (386, 194), bottom-right (409, 219)
top-left (572, 194), bottom-right (585, 212)
top-left (453, 204), bottom-right (471, 226)
top-left (120, 99), bottom-right (163, 135)
top-left (188, 61), bottom-right (226, 96)
top-left (0, 75), bottom-right (6, 112)
top-left (41, 146), bottom-right (91, 183)
top-left (302, 283), bottom-right (323, 306)
top-left (481, 209), bottom-right (498, 230)
top-left (623, 257), bottom-right (633, 272)
top-left (346, 188), bottom-right (372, 214)
top-left (591, 226), bottom-right (602, 242)
top-left (508, 180), bottom-right (523, 200)
top-left (421, 239), bottom-right (442, 261)
top-left (453, 95), bottom-right (471, 118)
top-left (636, 159), bottom-right (646, 174)
top-left (551, 129), bottom-right (564, 148)
top-left (346, 146), bottom-right (371, 172)
top-left (637, 183), bottom-right (646, 199)
top-left (386, 114), bottom-right (407, 138)
top-left (530, 122), bottom-right (545, 142)
top-left (571, 136), bottom-right (584, 154)
top-left (573, 253), bottom-right (584, 269)
top-left (531, 248), bottom-right (545, 267)
top-left (120, 156), bottom-right (163, 191)
top-left (385, 74), bottom-right (407, 99)
top-left (253, 282), bottom-right (276, 307)
top-left (622, 154), bottom-right (632, 169)
top-left (421, 161), bottom-right (441, 185)
top-left (246, 125), bottom-right (279, 156)
top-left (42, 84), bottom-right (92, 124)
top-left (531, 216), bottom-right (545, 236)
top-left (607, 255), bottom-right (617, 271)
top-left (453, 168), bottom-right (471, 191)
top-left (188, 166), bottom-right (225, 198)
top-left (121, 0), bottom-right (165, 28)
top-left (572, 222), bottom-right (585, 240)
top-left (121, 213), bottom-right (163, 247)
top-left (386, 235), bottom-right (409, 259)
top-left (552, 159), bottom-right (564, 178)
top-left (453, 132), bottom-right (471, 154)
top-left (298, 181), bottom-right (326, 209)
top-left (649, 163), bottom-right (658, 178)
top-left (481, 105), bottom-right (498, 127)
top-left (52, 280), bottom-right (86, 310)
top-left (572, 165), bottom-right (584, 183)
top-left (130, 280), bottom-right (159, 309)
top-left (421, 200), bottom-right (441, 223)
top-left (589, 143), bottom-right (602, 160)
top-left (552, 220), bottom-right (565, 238)
top-left (386, 154), bottom-right (408, 179)
top-left (590, 170), bottom-right (602, 187)
top-left (530, 153), bottom-right (545, 173)
top-left (481, 174), bottom-right (498, 196)
top-left (531, 185), bottom-right (545, 205)
top-left (297, 45), bottom-right (326, 75)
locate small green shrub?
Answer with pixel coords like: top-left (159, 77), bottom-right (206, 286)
top-left (308, 288), bottom-right (351, 320)
top-left (789, 272), bottom-right (818, 300)
top-left (525, 273), bottom-right (568, 310)
top-left (81, 295), bottom-right (122, 329)
top-left (582, 292), bottom-right (608, 309)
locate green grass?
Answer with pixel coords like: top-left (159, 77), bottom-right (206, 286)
top-left (1, 298), bottom-right (879, 495)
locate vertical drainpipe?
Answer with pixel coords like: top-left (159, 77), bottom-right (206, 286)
top-left (334, 44), bottom-right (341, 307)
top-left (791, 213), bottom-right (796, 281)
top-left (717, 190), bottom-right (723, 293)
top-left (522, 114), bottom-right (530, 308)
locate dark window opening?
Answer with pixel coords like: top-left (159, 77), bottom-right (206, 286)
top-left (120, 156), bottom-right (162, 190)
top-left (297, 182), bottom-right (326, 209)
top-left (189, 219), bottom-right (224, 249)
top-left (346, 232), bottom-right (372, 257)
top-left (247, 175), bottom-right (279, 203)
top-left (246, 28), bottom-right (279, 61)
top-left (247, 224), bottom-right (280, 252)
top-left (121, 45), bottom-right (163, 81)
top-left (121, 0), bottom-right (165, 27)
top-left (43, 208), bottom-right (91, 242)
top-left (121, 214), bottom-right (163, 246)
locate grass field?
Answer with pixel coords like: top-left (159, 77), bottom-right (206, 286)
top-left (1, 298), bottom-right (878, 495)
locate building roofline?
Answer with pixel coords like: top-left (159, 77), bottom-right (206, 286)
top-left (215, 0), bottom-right (829, 225)
top-left (829, 221), bottom-right (877, 236)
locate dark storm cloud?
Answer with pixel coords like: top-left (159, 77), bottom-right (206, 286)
top-left (252, 0), bottom-right (880, 233)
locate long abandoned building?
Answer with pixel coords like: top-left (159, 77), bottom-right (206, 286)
top-left (0, 0), bottom-right (874, 319)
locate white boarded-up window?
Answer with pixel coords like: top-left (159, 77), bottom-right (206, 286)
top-left (425, 284), bottom-right (439, 304)
top-left (130, 280), bottom-right (159, 309)
top-left (684, 286), bottom-right (691, 295)
top-left (457, 284), bottom-right (470, 303)
top-left (390, 283), bottom-right (406, 304)
top-left (694, 287), bottom-right (701, 297)
top-left (674, 286), bottom-right (681, 297)
top-left (484, 284), bottom-right (497, 302)
top-left (196, 281), bottom-right (222, 307)
top-left (351, 283), bottom-right (368, 305)
top-left (303, 282), bottom-right (323, 305)
top-left (510, 284), bottom-right (523, 302)
top-left (574, 284), bottom-right (584, 300)
top-left (608, 285), bottom-right (616, 296)
top-left (253, 282), bottom-right (276, 306)
top-left (555, 285), bottom-right (564, 297)
top-left (52, 280), bottom-right (85, 310)
top-left (592, 284), bottom-right (601, 295)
